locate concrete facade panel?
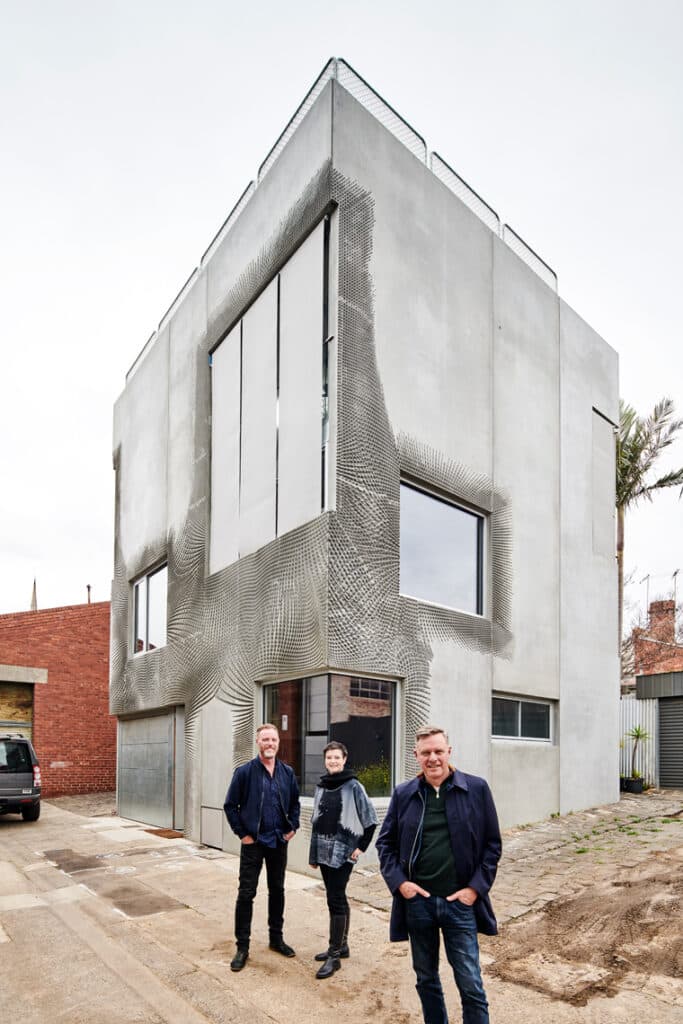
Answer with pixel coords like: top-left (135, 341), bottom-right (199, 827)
top-left (239, 278), bottom-right (277, 556)
top-left (331, 86), bottom-right (493, 479)
top-left (492, 240), bottom-right (560, 700)
top-left (492, 740), bottom-right (560, 829)
top-left (168, 272), bottom-right (208, 537)
top-left (278, 219), bottom-right (325, 536)
top-left (209, 325), bottom-right (241, 573)
top-left (428, 639), bottom-right (492, 781)
top-left (559, 303), bottom-right (619, 811)
top-left (114, 328), bottom-right (169, 571)
top-left (592, 411), bottom-right (616, 557)
top-left (200, 697), bottom-right (233, 809)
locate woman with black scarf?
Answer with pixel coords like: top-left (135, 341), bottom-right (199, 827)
top-left (309, 740), bottom-right (378, 979)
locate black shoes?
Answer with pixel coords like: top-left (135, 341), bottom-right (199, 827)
top-left (269, 939), bottom-right (296, 958)
top-left (230, 948), bottom-right (249, 972)
top-left (232, 940), bottom-right (294, 969)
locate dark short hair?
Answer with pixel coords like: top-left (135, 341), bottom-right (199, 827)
top-left (323, 740), bottom-right (348, 758)
top-left (415, 725), bottom-right (449, 744)
top-left (256, 723), bottom-right (279, 737)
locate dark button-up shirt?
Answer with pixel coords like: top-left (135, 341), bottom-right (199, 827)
top-left (257, 765), bottom-right (288, 847)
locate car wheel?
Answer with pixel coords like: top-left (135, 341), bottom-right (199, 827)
top-left (21, 802), bottom-right (40, 822)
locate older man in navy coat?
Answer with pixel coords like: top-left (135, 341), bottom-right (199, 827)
top-left (376, 725), bottom-right (501, 1024)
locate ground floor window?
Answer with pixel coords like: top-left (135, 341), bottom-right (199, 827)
top-left (263, 674), bottom-right (394, 797)
top-left (492, 695), bottom-right (552, 741)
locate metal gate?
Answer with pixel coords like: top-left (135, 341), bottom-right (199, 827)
top-left (659, 697), bottom-right (683, 788)
top-left (118, 709), bottom-right (184, 828)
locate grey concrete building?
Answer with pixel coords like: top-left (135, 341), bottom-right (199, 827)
top-left (111, 60), bottom-right (619, 867)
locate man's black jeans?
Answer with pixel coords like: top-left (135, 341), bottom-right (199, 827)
top-left (235, 841), bottom-right (288, 950)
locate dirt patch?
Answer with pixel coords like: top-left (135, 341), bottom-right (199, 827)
top-left (47, 792), bottom-right (117, 817)
top-left (487, 846), bottom-right (683, 1005)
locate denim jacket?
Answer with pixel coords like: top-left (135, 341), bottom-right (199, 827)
top-left (376, 770), bottom-right (501, 940)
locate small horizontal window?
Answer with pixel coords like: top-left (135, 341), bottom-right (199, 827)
top-left (133, 564), bottom-right (168, 654)
top-left (349, 677), bottom-right (391, 701)
top-left (492, 696), bottom-right (551, 741)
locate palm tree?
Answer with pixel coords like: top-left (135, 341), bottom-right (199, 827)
top-left (626, 724), bottom-right (650, 779)
top-left (617, 397), bottom-right (683, 644)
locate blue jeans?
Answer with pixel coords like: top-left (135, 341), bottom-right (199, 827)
top-left (405, 894), bottom-right (489, 1024)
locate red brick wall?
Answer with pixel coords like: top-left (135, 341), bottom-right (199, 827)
top-left (633, 600), bottom-right (683, 676)
top-left (0, 602), bottom-right (115, 797)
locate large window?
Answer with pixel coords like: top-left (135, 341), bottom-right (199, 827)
top-left (133, 564), bottom-right (168, 654)
top-left (492, 696), bottom-right (552, 741)
top-left (400, 482), bottom-right (484, 614)
top-left (263, 674), bottom-right (394, 797)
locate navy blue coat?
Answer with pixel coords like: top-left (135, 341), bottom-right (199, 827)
top-left (224, 757), bottom-right (300, 841)
top-left (376, 770), bottom-right (501, 941)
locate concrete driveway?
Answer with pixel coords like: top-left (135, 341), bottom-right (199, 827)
top-left (0, 789), bottom-right (681, 1023)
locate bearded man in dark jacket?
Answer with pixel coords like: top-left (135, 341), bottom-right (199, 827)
top-left (224, 723), bottom-right (300, 972)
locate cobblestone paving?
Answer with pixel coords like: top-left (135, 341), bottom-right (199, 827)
top-left (347, 788), bottom-right (683, 923)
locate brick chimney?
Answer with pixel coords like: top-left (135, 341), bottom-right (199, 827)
top-left (648, 600), bottom-right (676, 644)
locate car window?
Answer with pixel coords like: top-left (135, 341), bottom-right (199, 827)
top-left (0, 741), bottom-right (32, 772)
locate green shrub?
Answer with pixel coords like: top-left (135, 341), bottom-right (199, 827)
top-left (355, 758), bottom-right (391, 797)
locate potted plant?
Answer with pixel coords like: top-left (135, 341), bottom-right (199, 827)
top-left (622, 725), bottom-right (650, 793)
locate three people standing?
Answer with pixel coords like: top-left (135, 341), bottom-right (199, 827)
top-left (224, 719), bottom-right (501, 1024)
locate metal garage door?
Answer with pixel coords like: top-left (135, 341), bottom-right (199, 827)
top-left (0, 682), bottom-right (33, 739)
top-left (118, 710), bottom-right (184, 828)
top-left (659, 697), bottom-right (683, 788)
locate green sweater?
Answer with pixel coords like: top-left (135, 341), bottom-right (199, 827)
top-left (413, 783), bottom-right (459, 897)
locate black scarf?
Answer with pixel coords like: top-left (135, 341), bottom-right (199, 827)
top-left (317, 768), bottom-right (357, 789)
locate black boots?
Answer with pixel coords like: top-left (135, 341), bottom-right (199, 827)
top-left (315, 914), bottom-right (346, 979)
top-left (315, 911), bottom-right (350, 961)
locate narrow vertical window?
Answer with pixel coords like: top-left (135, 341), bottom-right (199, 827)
top-left (132, 565), bottom-right (168, 654)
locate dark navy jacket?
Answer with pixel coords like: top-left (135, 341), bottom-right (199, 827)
top-left (224, 757), bottom-right (300, 841)
top-left (376, 769), bottom-right (501, 941)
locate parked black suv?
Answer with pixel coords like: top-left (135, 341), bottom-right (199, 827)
top-left (0, 734), bottom-right (41, 821)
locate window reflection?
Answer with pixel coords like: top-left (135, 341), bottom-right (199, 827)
top-left (132, 564), bottom-right (167, 654)
top-left (133, 579), bottom-right (145, 653)
top-left (492, 696), bottom-right (551, 740)
top-left (400, 483), bottom-right (483, 613)
top-left (264, 674), bottom-right (394, 797)
top-left (147, 566), bottom-right (168, 651)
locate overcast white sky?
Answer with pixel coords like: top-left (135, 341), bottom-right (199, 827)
top-left (1, 0), bottom-right (681, 624)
